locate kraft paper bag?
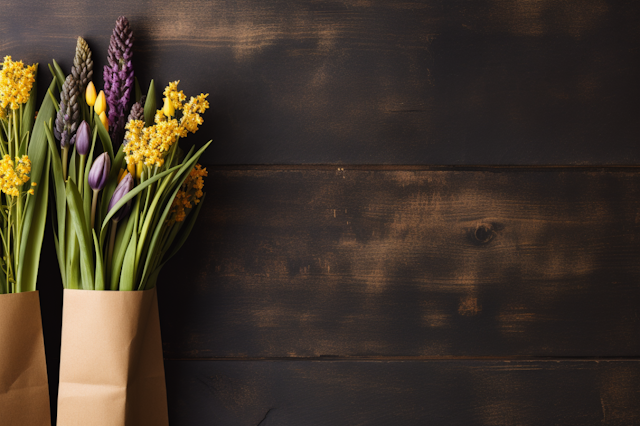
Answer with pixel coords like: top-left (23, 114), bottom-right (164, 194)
top-left (0, 291), bottom-right (51, 426)
top-left (57, 288), bottom-right (169, 426)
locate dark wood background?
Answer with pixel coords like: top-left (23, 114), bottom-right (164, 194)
top-left (3, 0), bottom-right (640, 424)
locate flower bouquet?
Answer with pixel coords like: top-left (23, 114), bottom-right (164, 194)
top-left (45, 17), bottom-right (211, 426)
top-left (0, 56), bottom-right (56, 425)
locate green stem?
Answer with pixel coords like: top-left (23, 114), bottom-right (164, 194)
top-left (91, 189), bottom-right (99, 229)
top-left (107, 220), bottom-right (118, 274)
top-left (78, 155), bottom-right (86, 197)
top-left (62, 147), bottom-right (69, 181)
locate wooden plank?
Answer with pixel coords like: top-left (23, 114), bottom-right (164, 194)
top-left (158, 169), bottom-right (640, 357)
top-left (164, 359), bottom-right (640, 425)
top-left (2, 1), bottom-right (639, 164)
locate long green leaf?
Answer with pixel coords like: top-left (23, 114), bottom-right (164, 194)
top-left (16, 77), bottom-right (58, 292)
top-left (119, 212), bottom-right (138, 291)
top-left (52, 60), bottom-right (66, 91)
top-left (162, 193), bottom-right (206, 265)
top-left (92, 230), bottom-right (105, 291)
top-left (66, 180), bottom-right (95, 290)
top-left (44, 120), bottom-right (67, 282)
top-left (144, 79), bottom-right (156, 127)
top-left (94, 111), bottom-right (114, 161)
top-left (100, 166), bottom-right (180, 234)
top-left (21, 66), bottom-right (37, 135)
top-left (84, 127), bottom-right (98, 227)
top-left (109, 200), bottom-right (136, 290)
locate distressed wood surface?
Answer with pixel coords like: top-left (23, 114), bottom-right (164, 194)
top-left (164, 359), bottom-right (640, 425)
top-left (158, 168), bottom-right (640, 358)
top-left (2, 0), bottom-right (639, 164)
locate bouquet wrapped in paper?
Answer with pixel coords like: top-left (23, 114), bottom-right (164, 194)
top-left (45, 17), bottom-right (211, 426)
top-left (0, 55), bottom-right (56, 425)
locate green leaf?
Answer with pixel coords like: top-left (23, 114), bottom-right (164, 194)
top-left (52, 60), bottom-right (66, 91)
top-left (66, 180), bottom-right (95, 290)
top-left (171, 141), bottom-right (212, 187)
top-left (44, 120), bottom-right (67, 282)
top-left (21, 66), bottom-right (38, 135)
top-left (16, 77), bottom-right (58, 292)
top-left (119, 213), bottom-right (138, 291)
top-left (94, 111), bottom-right (115, 161)
top-left (100, 166), bottom-right (179, 234)
top-left (163, 193), bottom-right (206, 265)
top-left (109, 202), bottom-right (135, 290)
top-left (92, 230), bottom-right (105, 291)
top-left (83, 127), bottom-right (98, 227)
top-left (144, 79), bottom-right (156, 127)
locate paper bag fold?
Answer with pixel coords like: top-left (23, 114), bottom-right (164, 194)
top-left (57, 288), bottom-right (169, 426)
top-left (0, 291), bottom-right (51, 426)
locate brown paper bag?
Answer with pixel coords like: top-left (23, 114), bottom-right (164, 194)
top-left (0, 291), bottom-right (51, 426)
top-left (57, 288), bottom-right (169, 426)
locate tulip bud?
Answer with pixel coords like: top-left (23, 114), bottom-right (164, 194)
top-left (99, 111), bottom-right (109, 131)
top-left (136, 161), bottom-right (143, 180)
top-left (76, 120), bottom-right (91, 156)
top-left (95, 90), bottom-right (106, 115)
top-left (86, 81), bottom-right (97, 107)
top-left (88, 152), bottom-right (111, 191)
top-left (108, 172), bottom-right (133, 222)
top-left (162, 97), bottom-right (175, 117)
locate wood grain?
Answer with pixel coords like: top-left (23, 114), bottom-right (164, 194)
top-left (165, 359), bottom-right (640, 425)
top-left (2, 0), bottom-right (639, 164)
top-left (158, 168), bottom-right (640, 358)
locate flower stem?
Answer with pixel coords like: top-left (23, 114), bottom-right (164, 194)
top-left (78, 155), bottom-right (86, 197)
top-left (62, 147), bottom-right (69, 181)
top-left (107, 220), bottom-right (118, 275)
top-left (91, 189), bottom-right (99, 229)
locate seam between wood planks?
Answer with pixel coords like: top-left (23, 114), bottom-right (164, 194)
top-left (202, 164), bottom-right (640, 172)
top-left (163, 356), bottom-right (640, 362)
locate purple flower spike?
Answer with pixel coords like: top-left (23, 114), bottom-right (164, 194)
top-left (76, 120), bottom-right (91, 156)
top-left (104, 16), bottom-right (134, 146)
top-left (108, 172), bottom-right (134, 222)
top-left (88, 152), bottom-right (111, 191)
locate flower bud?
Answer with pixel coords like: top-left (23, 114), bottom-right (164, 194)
top-left (86, 81), bottom-right (97, 107)
top-left (99, 111), bottom-right (109, 131)
top-left (76, 120), bottom-right (91, 156)
top-left (162, 97), bottom-right (175, 117)
top-left (88, 152), bottom-right (111, 191)
top-left (136, 161), bottom-right (143, 180)
top-left (108, 172), bottom-right (133, 222)
top-left (95, 90), bottom-right (106, 115)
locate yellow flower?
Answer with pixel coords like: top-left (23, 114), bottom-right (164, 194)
top-left (99, 111), bottom-right (109, 130)
top-left (85, 81), bottom-right (97, 107)
top-left (163, 81), bottom-right (186, 110)
top-left (167, 164), bottom-right (207, 224)
top-left (94, 90), bottom-right (106, 115)
top-left (0, 154), bottom-right (33, 196)
top-left (162, 96), bottom-right (175, 117)
top-left (0, 56), bottom-right (36, 110)
top-left (124, 83), bottom-right (209, 169)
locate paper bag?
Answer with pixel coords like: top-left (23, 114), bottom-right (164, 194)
top-left (0, 291), bottom-right (51, 426)
top-left (57, 288), bottom-right (169, 426)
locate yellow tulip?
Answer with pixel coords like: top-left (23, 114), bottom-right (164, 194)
top-left (136, 161), bottom-right (143, 180)
top-left (95, 90), bottom-right (107, 115)
top-left (162, 97), bottom-right (175, 117)
top-left (85, 81), bottom-right (97, 107)
top-left (99, 111), bottom-right (109, 130)
top-left (127, 160), bottom-right (136, 178)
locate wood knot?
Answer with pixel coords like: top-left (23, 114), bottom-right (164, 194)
top-left (468, 222), bottom-right (503, 245)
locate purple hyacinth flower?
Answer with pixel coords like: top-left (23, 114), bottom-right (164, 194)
top-left (76, 120), bottom-right (91, 156)
top-left (88, 152), bottom-right (111, 191)
top-left (107, 172), bottom-right (133, 222)
top-left (103, 16), bottom-right (134, 146)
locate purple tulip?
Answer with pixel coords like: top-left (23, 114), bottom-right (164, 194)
top-left (107, 172), bottom-right (133, 222)
top-left (88, 153), bottom-right (111, 191)
top-left (76, 120), bottom-right (91, 156)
